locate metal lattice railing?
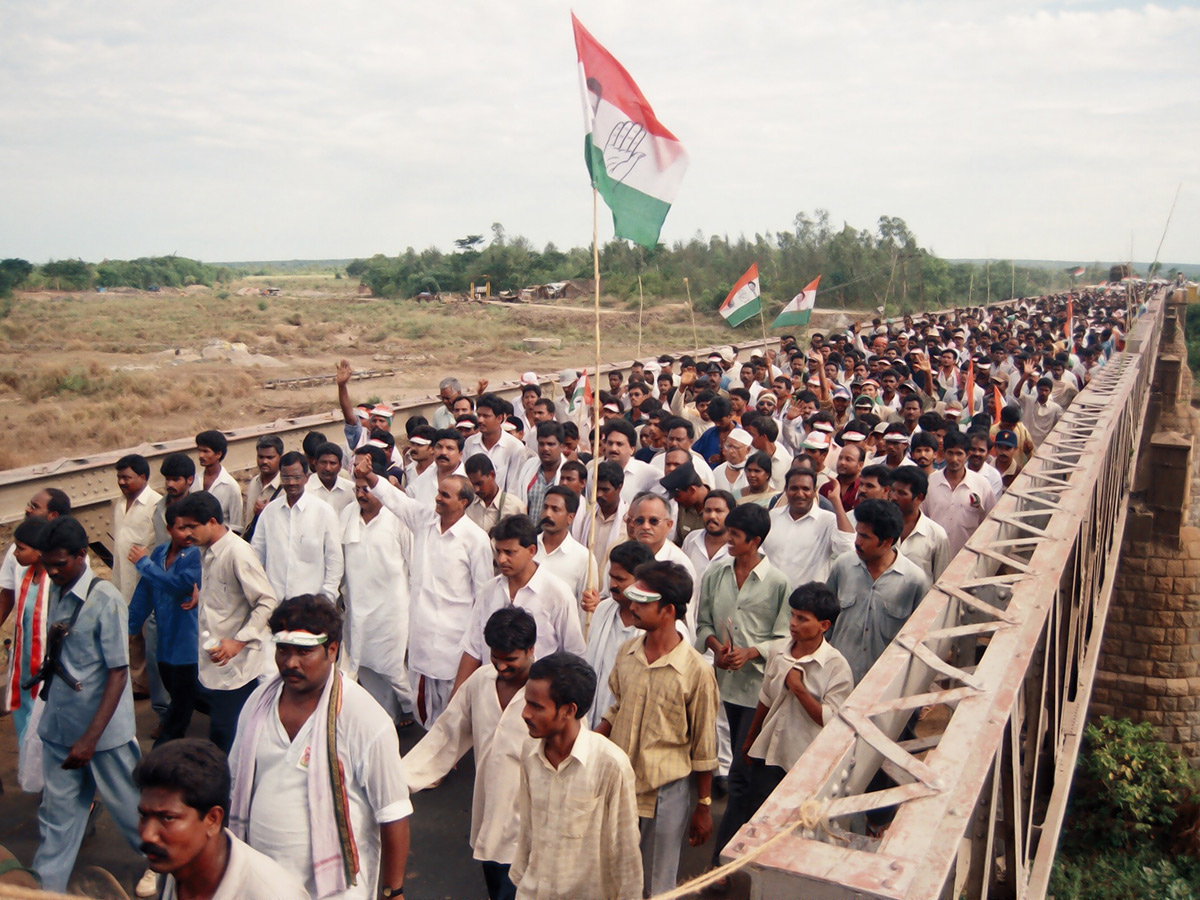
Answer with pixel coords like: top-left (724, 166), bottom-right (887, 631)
top-left (725, 291), bottom-right (1167, 900)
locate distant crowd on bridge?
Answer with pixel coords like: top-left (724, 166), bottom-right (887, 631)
top-left (0, 282), bottom-right (1150, 899)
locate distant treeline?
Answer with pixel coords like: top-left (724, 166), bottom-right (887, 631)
top-left (0, 255), bottom-right (238, 295)
top-left (345, 212), bottom-right (1123, 314)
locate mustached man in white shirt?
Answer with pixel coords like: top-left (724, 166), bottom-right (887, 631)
top-left (136, 738), bottom-right (309, 900)
top-left (464, 394), bottom-right (531, 495)
top-left (354, 454), bottom-right (493, 728)
top-left (405, 607), bottom-right (538, 900)
top-left (229, 596), bottom-right (411, 900)
top-left (251, 452), bottom-right (344, 603)
top-left (534, 486), bottom-right (594, 621)
top-left (454, 514), bottom-right (585, 692)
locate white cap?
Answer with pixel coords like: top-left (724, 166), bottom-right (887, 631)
top-left (726, 428), bottom-right (753, 446)
top-left (558, 369), bottom-right (578, 386)
top-left (520, 371), bottom-right (538, 385)
top-left (802, 431), bottom-right (830, 450)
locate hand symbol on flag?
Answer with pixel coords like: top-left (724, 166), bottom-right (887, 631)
top-left (603, 121), bottom-right (646, 183)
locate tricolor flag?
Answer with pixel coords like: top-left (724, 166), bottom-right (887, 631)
top-left (773, 276), bottom-right (820, 328)
top-left (573, 14), bottom-right (688, 249)
top-left (720, 264), bottom-right (761, 327)
top-left (1066, 266), bottom-right (1085, 278)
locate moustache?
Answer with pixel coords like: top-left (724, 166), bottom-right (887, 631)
top-left (537, 517), bottom-right (553, 530)
top-left (141, 842), bottom-right (168, 860)
top-left (436, 454), bottom-right (451, 463)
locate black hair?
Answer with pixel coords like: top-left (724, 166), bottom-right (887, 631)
top-left (160, 452), bottom-right (197, 479)
top-left (484, 606), bottom-right (537, 653)
top-left (1000, 404), bottom-right (1022, 425)
top-left (746, 415), bottom-right (778, 442)
top-left (477, 393), bottom-right (508, 417)
top-left (355, 445), bottom-right (388, 476)
top-left (725, 503), bottom-right (770, 544)
top-left (705, 489), bottom-right (737, 511)
top-left (595, 460), bottom-right (625, 489)
top-left (404, 415), bottom-right (429, 437)
top-left (13, 517), bottom-right (50, 550)
top-left (561, 421), bottom-right (580, 441)
top-left (533, 398), bottom-right (556, 416)
top-left (164, 500), bottom-right (187, 528)
top-left (409, 424), bottom-right (436, 445)
top-left (256, 435), bottom-right (284, 456)
top-left (175, 491), bottom-right (224, 526)
top-left (433, 428), bottom-right (465, 451)
top-left (706, 396), bottom-right (732, 420)
top-left (608, 540), bottom-right (655, 576)
top-left (745, 451), bottom-right (773, 477)
top-left (942, 429), bottom-right (969, 453)
top-left (632, 560), bottom-right (693, 621)
top-left (490, 514), bottom-right (539, 549)
top-left (601, 419), bottom-right (637, 447)
top-left (784, 466), bottom-right (816, 488)
top-left (860, 463), bottom-right (893, 487)
top-left (464, 453), bottom-right (496, 476)
top-left (852, 498), bottom-right (904, 545)
top-left (268, 593), bottom-right (343, 645)
top-left (889, 465), bottom-right (929, 499)
top-left (728, 387), bottom-right (751, 403)
top-left (788, 581), bottom-right (841, 627)
top-left (302, 431), bottom-right (326, 459)
top-left (910, 431), bottom-right (939, 453)
top-left (917, 412), bottom-right (945, 433)
top-left (561, 460), bottom-right (588, 481)
top-left (43, 516), bottom-right (88, 555)
top-left (194, 430), bottom-right (228, 460)
top-left (134, 739), bottom-right (231, 824)
top-left (662, 416), bottom-right (694, 439)
top-left (315, 442), bottom-right (343, 463)
top-left (521, 383), bottom-right (543, 397)
top-left (279, 451), bottom-right (309, 473)
top-left (544, 485), bottom-right (580, 516)
top-left (115, 453), bottom-right (150, 479)
top-left (536, 421), bottom-right (565, 443)
top-left (528, 652), bottom-right (596, 719)
top-left (44, 488), bottom-right (71, 516)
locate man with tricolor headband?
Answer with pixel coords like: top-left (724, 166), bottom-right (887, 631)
top-left (229, 594), bottom-right (412, 900)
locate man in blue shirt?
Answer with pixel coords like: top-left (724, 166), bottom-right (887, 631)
top-left (32, 516), bottom-right (143, 893)
top-left (128, 501), bottom-right (202, 745)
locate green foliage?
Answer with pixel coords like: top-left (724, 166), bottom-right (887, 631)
top-left (0, 258), bottom-right (33, 298)
top-left (1052, 717), bottom-right (1200, 899)
top-left (1185, 304), bottom-right (1200, 381)
top-left (93, 255), bottom-right (230, 290)
top-left (42, 258), bottom-right (95, 290)
top-left (346, 212), bottom-right (1087, 306)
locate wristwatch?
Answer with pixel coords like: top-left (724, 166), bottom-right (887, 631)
top-left (697, 795), bottom-right (713, 806)
top-left (381, 887), bottom-right (404, 898)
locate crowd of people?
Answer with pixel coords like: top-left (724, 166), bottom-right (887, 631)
top-left (0, 286), bottom-right (1145, 899)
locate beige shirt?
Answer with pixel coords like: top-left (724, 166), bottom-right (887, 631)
top-left (243, 472), bottom-right (282, 531)
top-left (603, 634), bottom-right (719, 816)
top-left (466, 489), bottom-right (526, 534)
top-left (923, 469), bottom-right (996, 559)
top-left (749, 638), bottom-right (854, 770)
top-left (112, 485), bottom-right (162, 600)
top-left (197, 530), bottom-right (278, 690)
top-left (510, 727), bottom-right (642, 900)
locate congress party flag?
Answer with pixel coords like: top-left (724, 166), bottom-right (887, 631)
top-left (573, 14), bottom-right (689, 249)
top-left (773, 276), bottom-right (820, 328)
top-left (720, 264), bottom-right (762, 327)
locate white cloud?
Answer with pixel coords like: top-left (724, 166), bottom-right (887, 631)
top-left (0, 0), bottom-right (1196, 265)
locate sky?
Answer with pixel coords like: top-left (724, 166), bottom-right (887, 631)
top-left (2, 0), bottom-right (1198, 266)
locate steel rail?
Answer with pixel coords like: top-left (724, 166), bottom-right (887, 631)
top-left (725, 290), bottom-right (1165, 899)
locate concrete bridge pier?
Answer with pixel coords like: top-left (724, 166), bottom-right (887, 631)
top-left (1093, 288), bottom-right (1200, 760)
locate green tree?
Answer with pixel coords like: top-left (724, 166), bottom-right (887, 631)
top-left (41, 258), bottom-right (94, 290)
top-left (0, 258), bottom-right (33, 297)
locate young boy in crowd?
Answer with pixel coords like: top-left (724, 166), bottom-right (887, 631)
top-left (737, 582), bottom-right (854, 823)
top-left (3, 518), bottom-right (51, 764)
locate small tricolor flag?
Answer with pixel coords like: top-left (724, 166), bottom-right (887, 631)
top-left (573, 14), bottom-right (688, 249)
top-left (773, 276), bottom-right (820, 328)
top-left (1066, 266), bottom-right (1085, 278)
top-left (720, 264), bottom-right (761, 327)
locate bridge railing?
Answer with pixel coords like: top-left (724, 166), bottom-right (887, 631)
top-left (726, 291), bottom-right (1166, 899)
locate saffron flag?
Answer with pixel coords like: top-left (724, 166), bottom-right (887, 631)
top-left (720, 264), bottom-right (761, 327)
top-left (773, 276), bottom-right (820, 328)
top-left (573, 14), bottom-right (689, 249)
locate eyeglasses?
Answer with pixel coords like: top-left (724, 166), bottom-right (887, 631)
top-left (632, 516), bottom-right (665, 527)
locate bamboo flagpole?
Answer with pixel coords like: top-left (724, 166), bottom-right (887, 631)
top-left (637, 274), bottom-right (645, 358)
top-left (684, 276), bottom-right (699, 352)
top-left (583, 188), bottom-right (604, 636)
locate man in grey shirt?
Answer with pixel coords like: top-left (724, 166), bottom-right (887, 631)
top-left (827, 498), bottom-right (930, 684)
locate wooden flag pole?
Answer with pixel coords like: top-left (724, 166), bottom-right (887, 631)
top-left (684, 277), bottom-right (699, 352)
top-left (584, 188), bottom-right (604, 636)
top-left (637, 275), bottom-right (645, 359)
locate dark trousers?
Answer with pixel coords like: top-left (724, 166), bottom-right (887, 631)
top-left (207, 680), bottom-right (259, 754)
top-left (155, 662), bottom-right (199, 745)
top-left (712, 701), bottom-right (756, 865)
top-left (481, 861), bottom-right (517, 900)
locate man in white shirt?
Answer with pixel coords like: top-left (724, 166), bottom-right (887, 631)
top-left (1021, 376), bottom-right (1065, 447)
top-left (251, 452), bottom-right (344, 603)
top-left (405, 607), bottom-right (538, 900)
top-left (408, 429), bottom-right (468, 507)
top-left (889, 466), bottom-right (952, 584)
top-left (465, 394), bottom-right (531, 495)
top-left (465, 454), bottom-right (527, 535)
top-left (113, 453), bottom-right (163, 701)
top-left (711, 428), bottom-right (753, 497)
top-left (135, 738), bottom-right (309, 900)
top-left (923, 430), bottom-right (997, 558)
top-left (355, 455), bottom-right (494, 728)
top-left (761, 467), bottom-right (855, 588)
top-left (627, 492), bottom-right (699, 634)
top-left (573, 461), bottom-right (629, 593)
top-left (305, 442), bottom-right (356, 517)
top-left (194, 431), bottom-right (245, 535)
top-left (680, 489), bottom-right (734, 583)
top-left (966, 431), bottom-right (1004, 498)
top-left (243, 436), bottom-right (284, 542)
top-left (174, 491), bottom-right (278, 754)
top-left (534, 486), bottom-right (593, 613)
top-left (597, 420), bottom-right (658, 505)
top-left (650, 417), bottom-right (715, 487)
top-left (229, 595), bottom-right (411, 900)
top-left (434, 376), bottom-right (463, 430)
top-left (341, 476), bottom-right (413, 725)
top-left (518, 421), bottom-right (568, 516)
top-left (455, 515), bottom-right (585, 690)
top-left (513, 653), bottom-right (643, 900)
